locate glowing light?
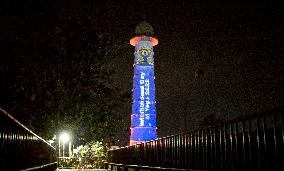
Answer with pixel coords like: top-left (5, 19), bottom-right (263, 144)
top-left (59, 132), bottom-right (70, 144)
top-left (130, 36), bottom-right (158, 46)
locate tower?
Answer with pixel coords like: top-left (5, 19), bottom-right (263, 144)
top-left (130, 21), bottom-right (158, 145)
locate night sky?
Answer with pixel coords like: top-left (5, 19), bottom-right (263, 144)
top-left (1, 0), bottom-right (284, 146)
top-left (108, 1), bottom-right (284, 144)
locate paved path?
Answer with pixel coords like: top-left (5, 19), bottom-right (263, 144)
top-left (56, 169), bottom-right (107, 171)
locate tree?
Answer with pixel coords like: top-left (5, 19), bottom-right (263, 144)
top-left (74, 141), bottom-right (106, 168)
top-left (198, 114), bottom-right (224, 129)
top-left (0, 0), bottom-right (130, 143)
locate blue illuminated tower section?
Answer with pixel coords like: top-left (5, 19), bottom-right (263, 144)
top-left (130, 22), bottom-right (158, 145)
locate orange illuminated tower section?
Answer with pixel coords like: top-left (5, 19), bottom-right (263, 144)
top-left (129, 21), bottom-right (158, 145)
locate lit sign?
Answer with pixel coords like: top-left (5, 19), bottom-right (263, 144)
top-left (131, 40), bottom-right (157, 142)
top-left (132, 67), bottom-right (155, 127)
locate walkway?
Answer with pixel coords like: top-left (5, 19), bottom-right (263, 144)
top-left (56, 169), bottom-right (107, 171)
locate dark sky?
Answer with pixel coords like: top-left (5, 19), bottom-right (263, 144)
top-left (1, 0), bottom-right (283, 146)
top-left (108, 0), bottom-right (284, 144)
top-left (107, 1), bottom-right (284, 144)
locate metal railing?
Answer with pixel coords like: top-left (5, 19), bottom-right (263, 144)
top-left (0, 107), bottom-right (57, 170)
top-left (107, 106), bottom-right (284, 170)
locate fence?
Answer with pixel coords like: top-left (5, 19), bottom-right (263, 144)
top-left (108, 107), bottom-right (284, 170)
top-left (0, 107), bottom-right (57, 170)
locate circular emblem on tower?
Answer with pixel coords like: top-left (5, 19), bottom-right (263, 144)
top-left (136, 45), bottom-right (153, 65)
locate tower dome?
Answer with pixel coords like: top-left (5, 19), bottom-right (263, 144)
top-left (135, 21), bottom-right (154, 36)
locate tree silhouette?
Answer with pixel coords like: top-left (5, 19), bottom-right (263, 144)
top-left (0, 0), bottom-right (130, 143)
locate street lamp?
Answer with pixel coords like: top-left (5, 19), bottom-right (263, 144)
top-left (60, 132), bottom-right (70, 144)
top-left (59, 132), bottom-right (71, 157)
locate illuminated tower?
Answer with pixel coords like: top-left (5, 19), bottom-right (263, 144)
top-left (130, 21), bottom-right (158, 145)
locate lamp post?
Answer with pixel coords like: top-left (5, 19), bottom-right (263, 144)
top-left (58, 139), bottom-right (61, 157)
top-left (59, 132), bottom-right (71, 157)
top-left (179, 68), bottom-right (204, 132)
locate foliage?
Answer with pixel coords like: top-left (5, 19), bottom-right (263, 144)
top-left (73, 141), bottom-right (106, 168)
top-left (0, 0), bottom-right (130, 143)
top-left (75, 141), bottom-right (105, 158)
top-left (198, 114), bottom-right (224, 128)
